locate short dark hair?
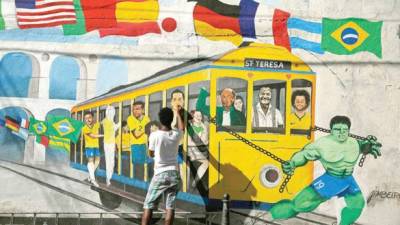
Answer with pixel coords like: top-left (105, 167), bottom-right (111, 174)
top-left (84, 111), bottom-right (93, 117)
top-left (132, 101), bottom-right (145, 109)
top-left (291, 90), bottom-right (310, 107)
top-left (158, 107), bottom-right (174, 128)
top-left (171, 89), bottom-right (184, 99)
top-left (330, 115), bottom-right (351, 129)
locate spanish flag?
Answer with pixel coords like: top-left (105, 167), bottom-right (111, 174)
top-left (99, 0), bottom-right (161, 37)
top-left (190, 0), bottom-right (259, 46)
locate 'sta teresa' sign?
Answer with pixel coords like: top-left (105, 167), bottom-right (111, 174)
top-left (244, 58), bottom-right (291, 70)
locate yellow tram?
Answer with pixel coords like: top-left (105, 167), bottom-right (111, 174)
top-left (70, 43), bottom-right (316, 210)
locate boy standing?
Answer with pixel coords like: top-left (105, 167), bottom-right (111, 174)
top-left (141, 107), bottom-right (184, 225)
top-left (82, 112), bottom-right (103, 187)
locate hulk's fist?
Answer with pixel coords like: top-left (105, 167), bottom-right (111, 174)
top-left (282, 161), bottom-right (296, 175)
top-left (360, 135), bottom-right (382, 159)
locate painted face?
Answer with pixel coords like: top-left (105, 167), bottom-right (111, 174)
top-left (221, 89), bottom-right (234, 109)
top-left (294, 95), bottom-right (308, 112)
top-left (171, 92), bottom-right (184, 110)
top-left (193, 111), bottom-right (203, 123)
top-left (234, 98), bottom-right (243, 112)
top-left (132, 104), bottom-right (144, 118)
top-left (84, 114), bottom-right (93, 126)
top-left (259, 87), bottom-right (272, 105)
top-left (331, 123), bottom-right (349, 143)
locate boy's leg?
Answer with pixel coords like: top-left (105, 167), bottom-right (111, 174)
top-left (141, 209), bottom-right (153, 225)
top-left (164, 171), bottom-right (181, 225)
top-left (270, 186), bottom-right (326, 219)
top-left (339, 192), bottom-right (365, 225)
top-left (164, 209), bottom-right (175, 225)
top-left (104, 143), bottom-right (115, 183)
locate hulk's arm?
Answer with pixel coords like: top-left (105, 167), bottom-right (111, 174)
top-left (290, 143), bottom-right (321, 167)
top-left (283, 143), bottom-right (321, 175)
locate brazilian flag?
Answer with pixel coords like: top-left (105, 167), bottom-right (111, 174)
top-left (29, 118), bottom-right (48, 136)
top-left (47, 116), bottom-right (83, 143)
top-left (321, 18), bottom-right (382, 58)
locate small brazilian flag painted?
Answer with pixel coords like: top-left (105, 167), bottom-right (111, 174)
top-left (47, 115), bottom-right (83, 143)
top-left (29, 117), bottom-right (48, 136)
top-left (321, 18), bottom-right (382, 58)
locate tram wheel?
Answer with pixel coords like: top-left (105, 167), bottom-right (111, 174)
top-left (98, 190), bottom-right (123, 209)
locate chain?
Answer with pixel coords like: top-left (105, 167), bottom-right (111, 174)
top-left (209, 117), bottom-right (291, 193)
top-left (312, 126), bottom-right (368, 167)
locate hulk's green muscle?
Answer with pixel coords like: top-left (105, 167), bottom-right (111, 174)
top-left (290, 136), bottom-right (360, 177)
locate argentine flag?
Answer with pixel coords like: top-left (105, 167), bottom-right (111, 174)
top-left (287, 17), bottom-right (324, 54)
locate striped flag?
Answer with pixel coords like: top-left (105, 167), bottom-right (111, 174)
top-left (15, 0), bottom-right (77, 29)
top-left (190, 0), bottom-right (259, 46)
top-left (5, 116), bottom-right (20, 132)
top-left (271, 8), bottom-right (324, 54)
top-left (20, 118), bottom-right (30, 129)
top-left (99, 0), bottom-right (161, 37)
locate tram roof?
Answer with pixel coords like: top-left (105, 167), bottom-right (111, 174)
top-left (76, 43), bottom-right (313, 107)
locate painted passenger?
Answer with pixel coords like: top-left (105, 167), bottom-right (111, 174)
top-left (234, 95), bottom-right (245, 113)
top-left (82, 111), bottom-right (103, 187)
top-left (127, 101), bottom-right (150, 177)
top-left (142, 107), bottom-right (184, 225)
top-left (187, 110), bottom-right (209, 188)
top-left (289, 90), bottom-right (311, 130)
top-left (101, 106), bottom-right (120, 186)
top-left (252, 86), bottom-right (283, 128)
top-left (169, 89), bottom-right (191, 165)
top-left (270, 115), bottom-right (382, 225)
top-left (116, 121), bottom-right (133, 152)
top-left (196, 87), bottom-right (246, 126)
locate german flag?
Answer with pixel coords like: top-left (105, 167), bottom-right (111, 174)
top-left (190, 0), bottom-right (259, 46)
top-left (99, 0), bottom-right (161, 37)
top-left (5, 116), bottom-right (20, 132)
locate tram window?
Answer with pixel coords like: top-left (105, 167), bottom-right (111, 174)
top-left (290, 79), bottom-right (312, 135)
top-left (188, 81), bottom-right (210, 194)
top-left (113, 103), bottom-right (120, 123)
top-left (252, 80), bottom-right (286, 134)
top-left (90, 108), bottom-right (98, 122)
top-left (77, 111), bottom-right (82, 121)
top-left (215, 77), bottom-right (247, 132)
top-left (148, 92), bottom-right (162, 122)
top-left (99, 105), bottom-right (107, 121)
top-left (122, 100), bottom-right (131, 121)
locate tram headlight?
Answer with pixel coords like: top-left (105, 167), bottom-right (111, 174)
top-left (259, 165), bottom-right (281, 188)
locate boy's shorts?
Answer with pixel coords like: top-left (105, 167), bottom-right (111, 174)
top-left (143, 170), bottom-right (181, 209)
top-left (85, 148), bottom-right (100, 158)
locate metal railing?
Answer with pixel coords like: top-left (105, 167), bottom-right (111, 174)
top-left (0, 211), bottom-right (192, 225)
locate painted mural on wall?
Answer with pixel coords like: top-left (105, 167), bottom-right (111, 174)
top-left (0, 0), bottom-right (398, 224)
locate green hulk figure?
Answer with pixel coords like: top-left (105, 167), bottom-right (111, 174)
top-left (270, 115), bottom-right (382, 225)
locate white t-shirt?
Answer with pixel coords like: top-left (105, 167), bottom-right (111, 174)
top-left (148, 129), bottom-right (183, 175)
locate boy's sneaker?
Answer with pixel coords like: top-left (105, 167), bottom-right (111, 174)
top-left (106, 180), bottom-right (111, 187)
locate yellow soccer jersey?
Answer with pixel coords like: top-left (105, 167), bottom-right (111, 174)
top-left (289, 112), bottom-right (311, 130)
top-left (102, 118), bottom-right (115, 144)
top-left (82, 122), bottom-right (100, 148)
top-left (116, 132), bottom-right (133, 152)
top-left (127, 115), bottom-right (150, 145)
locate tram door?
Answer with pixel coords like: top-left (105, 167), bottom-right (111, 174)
top-left (208, 75), bottom-right (258, 201)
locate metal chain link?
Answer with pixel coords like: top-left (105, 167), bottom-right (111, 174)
top-left (209, 117), bottom-right (291, 193)
top-left (312, 126), bottom-right (368, 167)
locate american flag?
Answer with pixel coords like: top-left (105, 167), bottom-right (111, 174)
top-left (15, 0), bottom-right (77, 29)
